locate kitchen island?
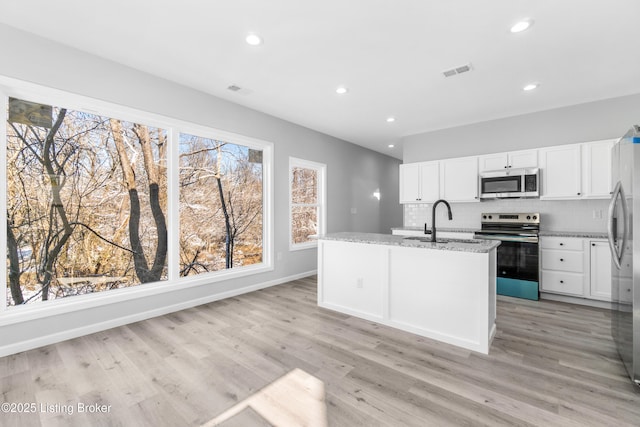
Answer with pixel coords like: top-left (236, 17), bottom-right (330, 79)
top-left (317, 232), bottom-right (500, 354)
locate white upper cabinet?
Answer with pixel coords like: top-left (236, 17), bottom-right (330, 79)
top-left (400, 140), bottom-right (613, 204)
top-left (539, 140), bottom-right (615, 200)
top-left (478, 149), bottom-right (538, 172)
top-left (478, 153), bottom-right (508, 172)
top-left (539, 144), bottom-right (582, 200)
top-left (399, 161), bottom-right (439, 203)
top-left (419, 161), bottom-right (440, 202)
top-left (582, 139), bottom-right (616, 199)
top-left (399, 163), bottom-right (420, 203)
top-left (509, 149), bottom-right (539, 169)
top-left (440, 156), bottom-right (479, 202)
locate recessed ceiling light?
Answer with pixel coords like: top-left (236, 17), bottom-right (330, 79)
top-left (510, 19), bottom-right (534, 33)
top-left (386, 117), bottom-right (396, 123)
top-left (388, 144), bottom-right (395, 148)
top-left (245, 33), bottom-right (263, 46)
top-left (523, 82), bottom-right (539, 91)
top-left (335, 86), bottom-right (348, 95)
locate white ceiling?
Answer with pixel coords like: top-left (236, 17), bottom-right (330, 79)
top-left (2, 1), bottom-right (640, 159)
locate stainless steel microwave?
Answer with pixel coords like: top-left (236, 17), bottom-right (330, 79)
top-left (479, 168), bottom-right (539, 199)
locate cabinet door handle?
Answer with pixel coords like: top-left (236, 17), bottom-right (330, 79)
top-left (559, 243), bottom-right (564, 246)
top-left (577, 192), bottom-right (581, 195)
top-left (504, 166), bottom-right (507, 168)
top-left (592, 243), bottom-right (595, 246)
top-left (560, 280), bottom-right (564, 284)
top-left (560, 258), bottom-right (564, 262)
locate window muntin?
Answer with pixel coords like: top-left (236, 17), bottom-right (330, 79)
top-left (289, 158), bottom-right (325, 249)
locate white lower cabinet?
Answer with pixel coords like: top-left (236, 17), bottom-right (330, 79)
top-left (540, 237), bottom-right (612, 302)
top-left (541, 270), bottom-right (584, 296)
top-left (540, 237), bottom-right (585, 297)
top-left (589, 240), bottom-right (612, 301)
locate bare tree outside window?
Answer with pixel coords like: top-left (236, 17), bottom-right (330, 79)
top-left (290, 158), bottom-right (326, 248)
top-left (5, 98), bottom-right (168, 305)
top-left (179, 133), bottom-right (263, 276)
top-left (5, 97), bottom-right (267, 307)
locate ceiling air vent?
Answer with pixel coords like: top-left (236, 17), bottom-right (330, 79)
top-left (226, 84), bottom-right (253, 96)
top-left (442, 63), bottom-right (473, 78)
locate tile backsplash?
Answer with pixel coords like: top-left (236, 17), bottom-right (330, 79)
top-left (404, 198), bottom-right (610, 232)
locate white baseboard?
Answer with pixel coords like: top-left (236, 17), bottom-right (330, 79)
top-left (540, 292), bottom-right (614, 310)
top-left (0, 270), bottom-right (316, 358)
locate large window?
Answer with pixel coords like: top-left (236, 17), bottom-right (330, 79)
top-left (289, 157), bottom-right (326, 250)
top-left (2, 83), bottom-right (273, 309)
top-left (179, 133), bottom-right (263, 275)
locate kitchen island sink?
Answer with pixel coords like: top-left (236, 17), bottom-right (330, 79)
top-left (402, 236), bottom-right (484, 244)
top-left (317, 232), bottom-right (499, 354)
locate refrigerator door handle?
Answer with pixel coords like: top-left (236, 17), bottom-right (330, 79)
top-left (607, 181), bottom-right (627, 269)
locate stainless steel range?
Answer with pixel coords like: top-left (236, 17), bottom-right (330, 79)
top-left (474, 213), bottom-right (540, 300)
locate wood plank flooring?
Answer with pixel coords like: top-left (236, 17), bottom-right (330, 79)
top-left (1, 275), bottom-right (639, 426)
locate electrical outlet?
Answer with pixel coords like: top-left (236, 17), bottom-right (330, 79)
top-left (356, 278), bottom-right (363, 288)
top-left (277, 252), bottom-right (282, 261)
top-left (351, 207), bottom-right (357, 214)
top-left (593, 210), bottom-right (603, 219)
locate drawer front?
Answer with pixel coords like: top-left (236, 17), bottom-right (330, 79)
top-left (541, 250), bottom-right (584, 273)
top-left (540, 237), bottom-right (583, 251)
top-left (541, 271), bottom-right (584, 296)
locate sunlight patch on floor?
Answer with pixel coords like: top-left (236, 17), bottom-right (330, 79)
top-left (202, 368), bottom-right (327, 427)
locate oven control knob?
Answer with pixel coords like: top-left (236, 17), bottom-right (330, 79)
top-left (533, 215), bottom-right (537, 220)
top-left (526, 215), bottom-right (531, 220)
top-left (488, 215), bottom-right (492, 219)
top-left (483, 215), bottom-right (486, 219)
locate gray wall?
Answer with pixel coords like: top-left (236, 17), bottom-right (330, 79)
top-left (403, 93), bottom-right (640, 163)
top-left (0, 24), bottom-right (402, 355)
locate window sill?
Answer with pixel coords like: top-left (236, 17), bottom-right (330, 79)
top-left (0, 262), bottom-right (273, 326)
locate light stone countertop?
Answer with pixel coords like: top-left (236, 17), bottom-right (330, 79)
top-left (539, 231), bottom-right (608, 239)
top-left (318, 232), bottom-right (500, 253)
top-left (395, 226), bottom-right (608, 240)
top-left (391, 226), bottom-right (479, 233)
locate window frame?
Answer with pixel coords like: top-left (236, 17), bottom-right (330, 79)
top-left (288, 157), bottom-right (326, 251)
top-left (0, 76), bottom-right (274, 322)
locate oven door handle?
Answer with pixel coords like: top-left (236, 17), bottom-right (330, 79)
top-left (474, 234), bottom-right (539, 243)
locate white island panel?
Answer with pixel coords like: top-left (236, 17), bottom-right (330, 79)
top-left (388, 246), bottom-right (494, 353)
top-left (318, 234), bottom-right (497, 354)
top-left (319, 241), bottom-right (387, 320)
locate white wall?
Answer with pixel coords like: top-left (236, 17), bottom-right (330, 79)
top-left (0, 24), bottom-right (402, 355)
top-left (403, 93), bottom-right (640, 163)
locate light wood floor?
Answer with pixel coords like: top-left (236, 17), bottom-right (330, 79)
top-left (1, 276), bottom-right (639, 426)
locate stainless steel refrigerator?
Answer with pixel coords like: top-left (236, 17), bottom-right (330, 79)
top-left (609, 125), bottom-right (640, 388)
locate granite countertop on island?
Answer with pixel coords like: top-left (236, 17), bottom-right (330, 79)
top-left (318, 232), bottom-right (500, 253)
top-left (391, 226), bottom-right (479, 234)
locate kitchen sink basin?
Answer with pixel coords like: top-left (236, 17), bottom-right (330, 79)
top-left (402, 236), bottom-right (484, 244)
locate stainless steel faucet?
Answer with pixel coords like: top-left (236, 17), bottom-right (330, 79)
top-left (431, 199), bottom-right (453, 242)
